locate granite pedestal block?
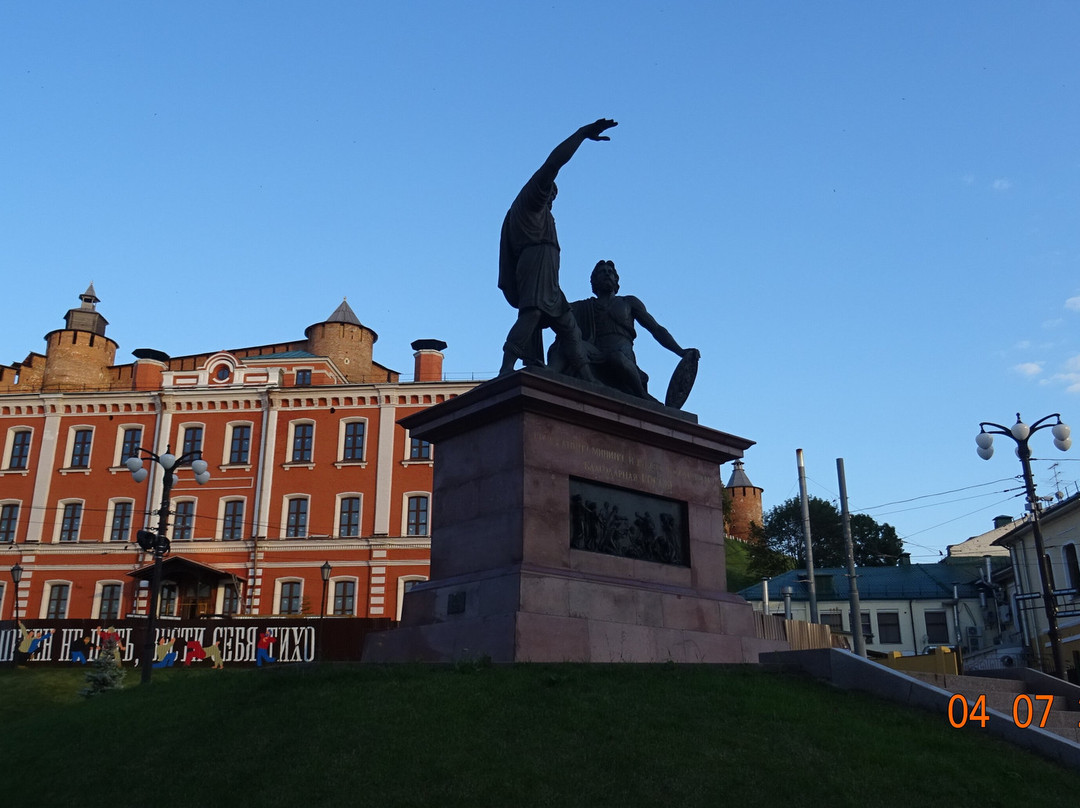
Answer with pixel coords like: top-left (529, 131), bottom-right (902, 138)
top-left (362, 369), bottom-right (788, 663)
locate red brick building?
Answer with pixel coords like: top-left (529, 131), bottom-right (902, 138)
top-left (0, 286), bottom-right (476, 625)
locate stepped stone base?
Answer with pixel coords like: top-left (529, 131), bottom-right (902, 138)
top-left (363, 369), bottom-right (783, 664)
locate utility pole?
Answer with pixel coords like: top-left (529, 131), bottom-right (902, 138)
top-left (796, 449), bottom-right (818, 622)
top-left (837, 458), bottom-right (865, 657)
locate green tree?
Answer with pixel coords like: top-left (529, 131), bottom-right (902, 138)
top-left (758, 496), bottom-right (902, 568)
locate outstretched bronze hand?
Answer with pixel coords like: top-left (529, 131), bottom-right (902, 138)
top-left (580, 118), bottom-right (618, 141)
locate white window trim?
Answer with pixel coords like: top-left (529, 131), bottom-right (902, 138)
top-left (104, 498), bottom-right (137, 542)
top-left (61, 424), bottom-right (95, 473)
top-left (217, 497), bottom-right (248, 541)
top-left (335, 417), bottom-right (369, 466)
top-left (215, 577), bottom-right (244, 615)
top-left (330, 576), bottom-right (360, 616)
top-left (158, 580), bottom-right (179, 617)
top-left (1062, 543), bottom-right (1080, 594)
top-left (401, 491), bottom-right (431, 537)
top-left (40, 580), bottom-right (72, 619)
top-left (93, 580), bottom-right (126, 620)
top-left (222, 420), bottom-right (255, 469)
top-left (334, 492), bottom-right (364, 538)
top-left (281, 495), bottom-right (311, 539)
top-left (273, 577), bottom-right (304, 615)
top-left (2, 426), bottom-right (33, 473)
top-left (397, 575), bottom-right (427, 620)
top-left (284, 419), bottom-right (316, 467)
top-left (171, 498), bottom-right (198, 541)
top-left (0, 499), bottom-right (22, 543)
top-left (402, 430), bottom-right (433, 466)
top-left (176, 421), bottom-right (207, 459)
top-left (111, 423), bottom-right (145, 469)
top-left (53, 499), bottom-right (86, 543)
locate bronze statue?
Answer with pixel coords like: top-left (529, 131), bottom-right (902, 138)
top-left (498, 118), bottom-right (618, 377)
top-left (550, 260), bottom-right (699, 406)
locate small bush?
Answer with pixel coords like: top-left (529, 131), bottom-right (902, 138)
top-left (80, 638), bottom-right (126, 697)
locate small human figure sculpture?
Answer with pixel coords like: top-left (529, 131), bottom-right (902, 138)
top-left (550, 260), bottom-right (699, 402)
top-left (498, 118), bottom-right (618, 377)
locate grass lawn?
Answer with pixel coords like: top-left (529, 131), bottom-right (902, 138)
top-left (1, 662), bottom-right (1078, 807)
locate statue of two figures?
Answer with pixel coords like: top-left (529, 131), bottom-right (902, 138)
top-left (497, 119), bottom-right (699, 409)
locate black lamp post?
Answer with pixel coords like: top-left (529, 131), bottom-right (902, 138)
top-left (976, 413), bottom-right (1071, 678)
top-left (127, 445), bottom-right (210, 684)
top-left (320, 561), bottom-right (332, 619)
top-left (9, 562), bottom-right (22, 624)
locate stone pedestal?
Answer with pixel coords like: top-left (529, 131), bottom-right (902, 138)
top-left (362, 369), bottom-right (788, 663)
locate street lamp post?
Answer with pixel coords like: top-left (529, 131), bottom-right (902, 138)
top-left (9, 563), bottom-right (23, 624)
top-left (319, 561), bottom-right (332, 663)
top-left (320, 561), bottom-right (332, 620)
top-left (127, 445), bottom-right (210, 684)
top-left (976, 413), bottom-right (1071, 678)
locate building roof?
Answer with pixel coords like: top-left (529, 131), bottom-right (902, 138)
top-left (725, 459), bottom-right (757, 489)
top-left (739, 557), bottom-right (1007, 602)
top-left (993, 491), bottom-right (1080, 547)
top-left (324, 297), bottom-right (362, 326)
top-left (249, 350), bottom-right (318, 359)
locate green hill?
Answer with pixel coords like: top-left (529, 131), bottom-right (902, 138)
top-left (2, 663), bottom-right (1078, 807)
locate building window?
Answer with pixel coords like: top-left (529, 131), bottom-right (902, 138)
top-left (222, 500), bottom-right (245, 540)
top-left (9, 430), bottom-right (31, 469)
top-left (291, 423), bottom-right (313, 463)
top-left (410, 437), bottom-right (431, 460)
top-left (0, 503), bottom-right (18, 542)
top-left (820, 612), bottom-right (843, 632)
top-left (173, 501), bottom-right (194, 541)
top-left (398, 577), bottom-right (426, 620)
top-left (343, 421), bottom-right (365, 461)
top-left (159, 583), bottom-right (178, 617)
top-left (70, 429), bottom-right (92, 468)
top-left (407, 495), bottom-right (429, 536)
top-left (1065, 545), bottom-right (1080, 595)
top-left (877, 612), bottom-right (902, 644)
top-left (333, 580), bottom-right (356, 616)
top-left (59, 502), bottom-right (82, 542)
top-left (46, 583), bottom-right (70, 619)
top-left (99, 583), bottom-right (122, 621)
top-left (924, 611), bottom-right (949, 645)
top-left (182, 426), bottom-right (203, 458)
top-left (296, 369), bottom-right (312, 386)
top-left (120, 427), bottom-right (142, 463)
top-left (221, 583), bottom-right (240, 616)
top-left (860, 611), bottom-right (873, 643)
top-left (109, 501), bottom-right (133, 542)
top-left (286, 497), bottom-right (308, 538)
top-left (229, 424), bottom-right (251, 465)
top-left (339, 496), bottom-right (361, 537)
top-left (279, 581), bottom-right (302, 614)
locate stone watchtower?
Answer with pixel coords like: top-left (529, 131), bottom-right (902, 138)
top-left (724, 460), bottom-right (764, 542)
top-left (41, 283), bottom-right (119, 392)
top-left (303, 298), bottom-right (379, 382)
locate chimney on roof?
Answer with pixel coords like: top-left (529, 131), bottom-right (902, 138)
top-left (899, 552), bottom-right (911, 566)
top-left (993, 514), bottom-right (1013, 529)
top-left (411, 339), bottom-right (447, 382)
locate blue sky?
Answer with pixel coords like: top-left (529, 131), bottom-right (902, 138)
top-left (3, 3), bottom-right (1079, 561)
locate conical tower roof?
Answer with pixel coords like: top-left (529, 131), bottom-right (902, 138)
top-left (324, 297), bottom-right (361, 326)
top-left (725, 459), bottom-right (757, 489)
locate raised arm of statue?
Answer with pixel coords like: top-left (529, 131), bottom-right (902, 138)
top-left (536, 118), bottom-right (618, 185)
